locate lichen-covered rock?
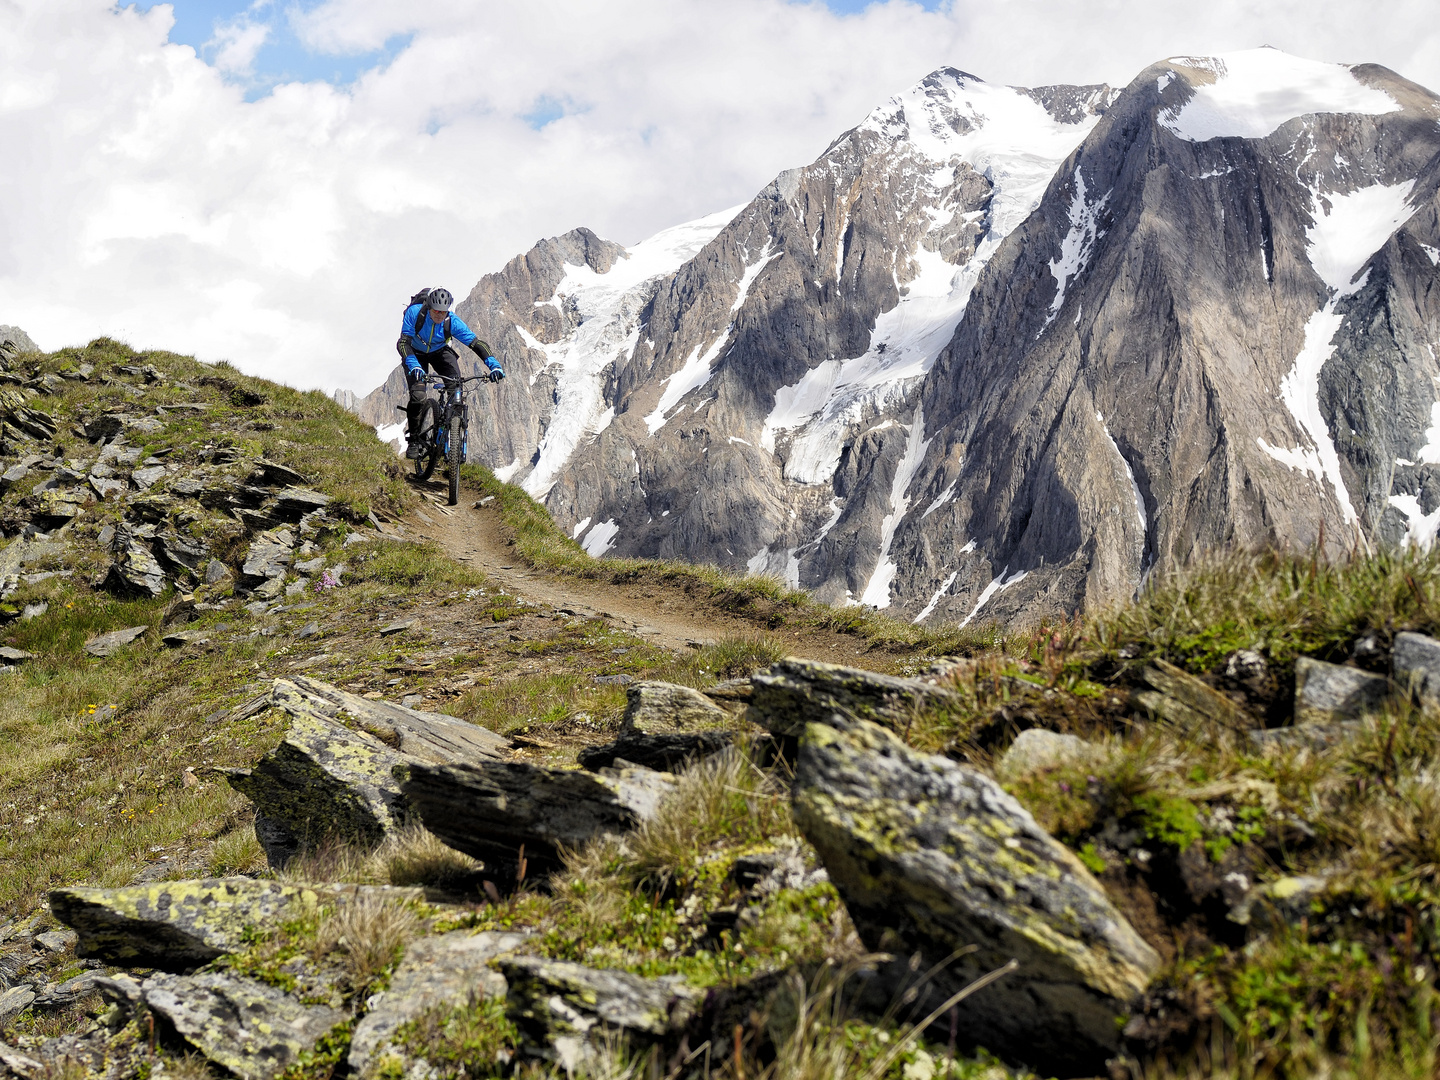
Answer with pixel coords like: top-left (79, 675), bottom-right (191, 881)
top-left (143, 971), bottom-right (345, 1080)
top-left (1393, 631), bottom-right (1440, 706)
top-left (348, 931), bottom-right (528, 1076)
top-left (749, 658), bottom-right (959, 738)
top-left (499, 956), bottom-right (700, 1071)
top-left (792, 711), bottom-right (1160, 1075)
top-left (225, 709), bottom-right (412, 861)
top-left (48, 878), bottom-right (329, 967)
top-left (622, 680), bottom-right (731, 733)
top-left (405, 760), bottom-right (674, 878)
top-left (225, 678), bottom-right (508, 864)
top-left (1294, 657), bottom-right (1389, 724)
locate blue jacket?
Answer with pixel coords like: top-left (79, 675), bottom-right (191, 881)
top-left (400, 304), bottom-right (497, 376)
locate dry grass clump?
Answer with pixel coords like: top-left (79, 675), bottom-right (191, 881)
top-left (313, 895), bottom-right (420, 991)
top-left (624, 744), bottom-right (793, 892)
top-left (275, 826), bottom-right (481, 892)
top-left (207, 825), bottom-right (267, 876)
top-left (382, 825), bottom-right (483, 890)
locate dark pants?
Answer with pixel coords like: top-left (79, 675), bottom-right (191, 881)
top-left (406, 347), bottom-right (462, 441)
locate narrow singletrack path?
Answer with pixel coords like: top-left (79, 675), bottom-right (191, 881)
top-left (399, 483), bottom-right (886, 668)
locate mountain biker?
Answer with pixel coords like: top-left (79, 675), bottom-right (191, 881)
top-left (398, 287), bottom-right (505, 459)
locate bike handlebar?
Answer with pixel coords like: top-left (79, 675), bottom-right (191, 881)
top-left (427, 374), bottom-right (493, 389)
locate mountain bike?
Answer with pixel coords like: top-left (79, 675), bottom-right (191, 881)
top-left (411, 374), bottom-right (489, 505)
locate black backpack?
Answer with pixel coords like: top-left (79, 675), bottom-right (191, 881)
top-left (406, 288), bottom-right (451, 340)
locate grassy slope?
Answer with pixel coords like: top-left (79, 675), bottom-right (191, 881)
top-left (7, 340), bottom-right (1440, 1076)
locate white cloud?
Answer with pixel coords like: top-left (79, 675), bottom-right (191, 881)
top-left (209, 18), bottom-right (271, 76)
top-left (0, 0), bottom-right (1434, 396)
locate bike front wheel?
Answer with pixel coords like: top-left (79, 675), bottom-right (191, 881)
top-left (413, 400), bottom-right (441, 481)
top-left (446, 411), bottom-right (464, 505)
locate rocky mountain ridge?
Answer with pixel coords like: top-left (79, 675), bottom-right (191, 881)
top-left (347, 49), bottom-right (1440, 629)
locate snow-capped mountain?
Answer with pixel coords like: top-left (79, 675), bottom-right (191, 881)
top-left (347, 50), bottom-right (1440, 626)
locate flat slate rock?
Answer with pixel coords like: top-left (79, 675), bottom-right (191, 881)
top-left (379, 619), bottom-right (414, 636)
top-left (405, 761), bottom-right (674, 878)
top-left (84, 625), bottom-right (149, 657)
top-left (0, 647), bottom-right (34, 662)
top-left (144, 970), bottom-right (345, 1080)
top-left (348, 931), bottom-right (528, 1075)
top-left (577, 729), bottom-right (734, 773)
top-left (792, 710), bottom-right (1160, 1076)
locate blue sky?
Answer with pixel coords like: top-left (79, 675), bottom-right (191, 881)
top-left (141, 0), bottom-right (948, 95)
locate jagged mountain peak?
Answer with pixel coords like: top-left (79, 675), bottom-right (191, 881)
top-left (345, 51), bottom-right (1440, 628)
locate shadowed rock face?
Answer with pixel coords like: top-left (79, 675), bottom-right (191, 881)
top-left (346, 51), bottom-right (1440, 627)
top-left (791, 711), bottom-right (1160, 1076)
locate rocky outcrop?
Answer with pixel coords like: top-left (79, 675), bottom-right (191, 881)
top-left (143, 971), bottom-right (345, 1080)
top-left (791, 710), bottom-right (1160, 1075)
top-left (223, 677), bottom-right (509, 864)
top-left (404, 760), bottom-right (674, 877)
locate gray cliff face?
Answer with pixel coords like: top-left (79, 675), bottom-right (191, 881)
top-left (346, 52), bottom-right (1440, 626)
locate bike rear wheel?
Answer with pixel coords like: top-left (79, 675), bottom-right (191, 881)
top-left (413, 400), bottom-right (441, 481)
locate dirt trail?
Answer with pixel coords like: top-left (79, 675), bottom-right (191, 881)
top-left (399, 484), bottom-right (879, 667)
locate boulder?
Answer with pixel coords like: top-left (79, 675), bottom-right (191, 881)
top-left (130, 465), bottom-right (166, 490)
top-left (1294, 657), bottom-right (1389, 724)
top-left (0, 986), bottom-right (36, 1026)
top-left (405, 761), bottom-right (674, 878)
top-left (83, 625), bottom-right (149, 657)
top-left (995, 728), bottom-right (1106, 783)
top-left (254, 459), bottom-right (311, 487)
top-left (347, 931), bottom-right (527, 1076)
top-left (577, 730), bottom-right (733, 772)
top-left (30, 488), bottom-right (85, 525)
top-left (49, 878), bottom-right (333, 967)
top-left (499, 956), bottom-right (701, 1071)
top-left (578, 679), bottom-right (739, 771)
top-left (792, 711), bottom-right (1160, 1076)
top-left (749, 658), bottom-right (959, 738)
top-left (241, 528), bottom-right (295, 583)
top-left (205, 558), bottom-right (233, 585)
top-left (1392, 631), bottom-right (1440, 707)
top-left (88, 476), bottom-right (125, 500)
top-left (156, 532), bottom-right (209, 573)
top-left (0, 326), bottom-right (37, 356)
top-left (143, 971), bottom-right (345, 1080)
top-left (622, 680), bottom-right (731, 733)
top-left (1133, 659), bottom-right (1251, 731)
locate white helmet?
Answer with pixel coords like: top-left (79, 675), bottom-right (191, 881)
top-left (427, 288), bottom-right (454, 311)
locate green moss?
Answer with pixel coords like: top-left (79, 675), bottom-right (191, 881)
top-left (1133, 793), bottom-right (1205, 853)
